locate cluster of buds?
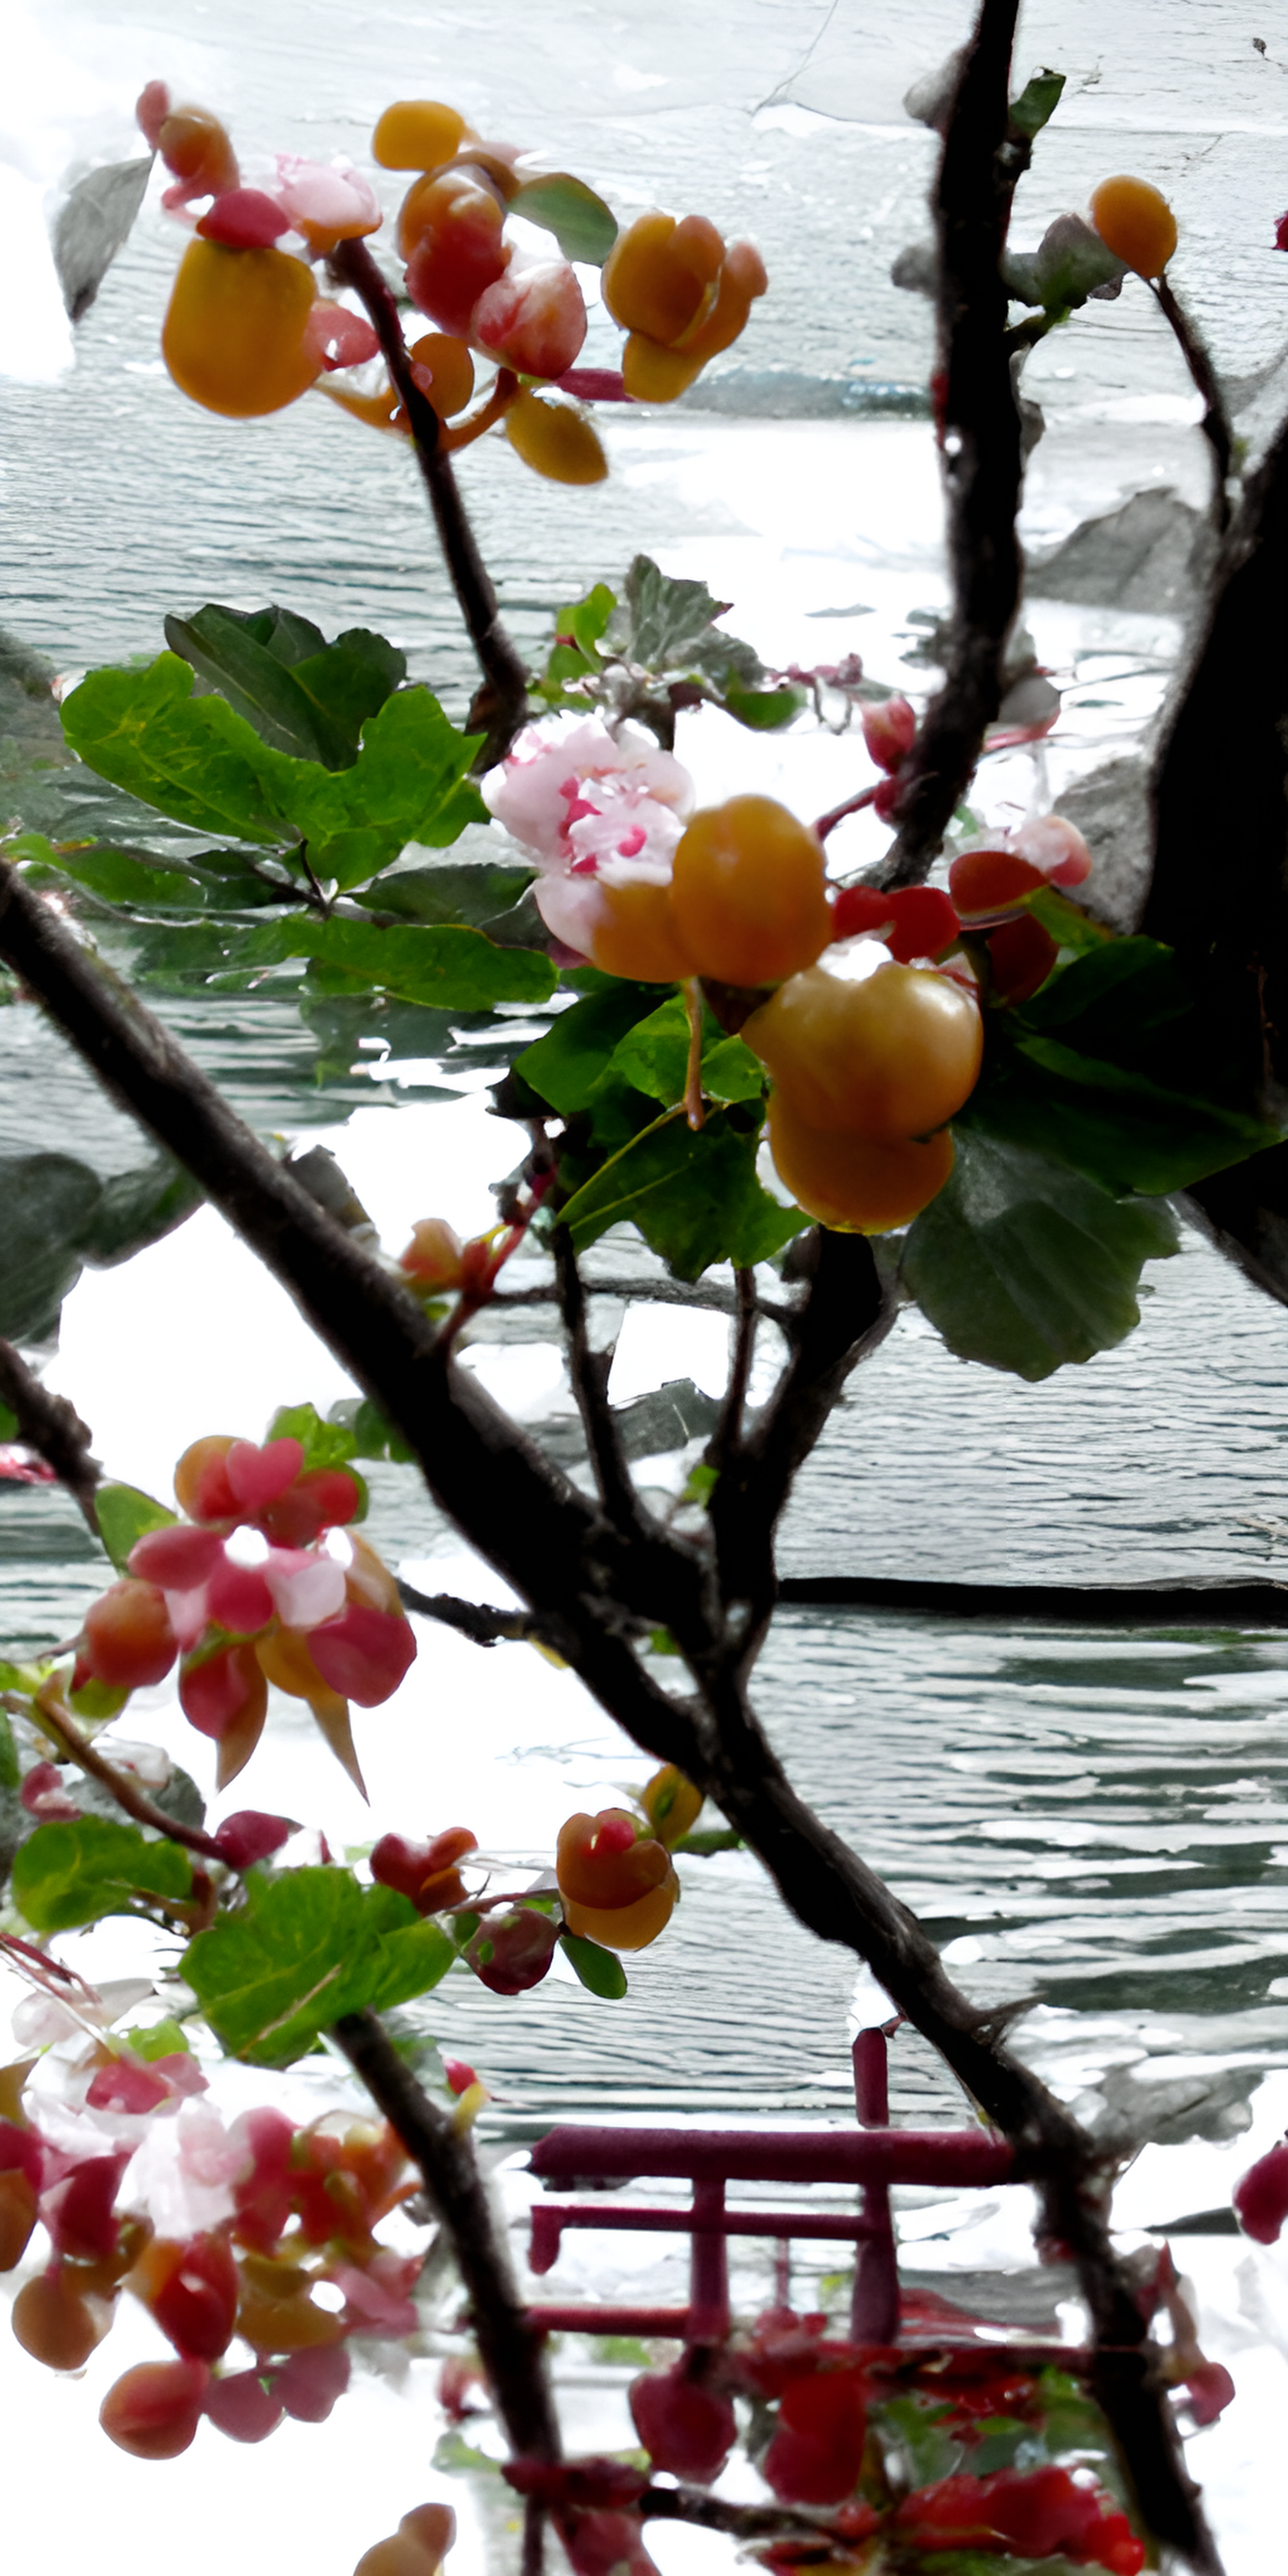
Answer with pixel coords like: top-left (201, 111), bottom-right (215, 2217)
top-left (70, 1431), bottom-right (416, 1786)
top-left (140, 81), bottom-right (766, 484)
top-left (1, 2028), bottom-right (423, 2460)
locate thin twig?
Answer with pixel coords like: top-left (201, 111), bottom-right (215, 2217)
top-left (876, 0), bottom-right (1028, 889)
top-left (35, 1694), bottom-right (223, 1861)
top-left (814, 780), bottom-right (880, 842)
top-left (553, 1223), bottom-right (650, 1535)
top-left (682, 979), bottom-right (706, 1130)
top-left (395, 1581), bottom-right (577, 1654)
top-left (330, 239), bottom-right (529, 765)
top-left (331, 2008), bottom-right (560, 2460)
top-left (1152, 276), bottom-right (1234, 534)
top-left (0, 1337), bottom-right (101, 1534)
top-left (492, 1276), bottom-right (799, 1328)
top-left (704, 1267), bottom-right (757, 1478)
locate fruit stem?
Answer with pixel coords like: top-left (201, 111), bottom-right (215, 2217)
top-left (330, 238), bottom-right (530, 766)
top-left (682, 979), bottom-right (706, 1130)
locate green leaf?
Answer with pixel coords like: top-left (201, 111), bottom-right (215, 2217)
top-left (606, 995), bottom-right (766, 1109)
top-left (1009, 66), bottom-right (1065, 137)
top-left (183, 1867), bottom-right (454, 2065)
top-left (1003, 213), bottom-right (1125, 313)
top-left (517, 984), bottom-right (667, 1116)
top-left (974, 938), bottom-right (1283, 1194)
top-left (0, 1400), bottom-right (18, 1442)
top-left (610, 556), bottom-right (735, 670)
top-left (510, 174), bottom-right (618, 265)
top-left (558, 1104), bottom-right (802, 1280)
top-left (164, 605), bottom-right (405, 770)
top-left (0, 1711), bottom-right (18, 1793)
top-left (61, 655), bottom-right (486, 876)
top-left (228, 915), bottom-right (557, 1010)
top-left (330, 1397), bottom-right (418, 1466)
top-left (13, 1816), bottom-right (193, 1932)
top-left (719, 681), bottom-right (805, 731)
top-left (23, 837), bottom-right (210, 911)
top-left (79, 1156), bottom-right (203, 1265)
top-left (95, 1481), bottom-right (178, 1574)
top-left (125, 2016), bottom-right (191, 2061)
top-left (354, 860), bottom-right (536, 933)
top-left (558, 1930), bottom-right (628, 1998)
top-left (266, 1401), bottom-right (358, 1472)
top-left (0, 1152), bottom-right (101, 1341)
top-left (557, 583), bottom-right (616, 662)
top-left (901, 1127), bottom-right (1178, 1382)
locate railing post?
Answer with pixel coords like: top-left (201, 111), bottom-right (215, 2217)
top-left (850, 2028), bottom-right (899, 2345)
top-left (688, 2177), bottom-right (730, 2341)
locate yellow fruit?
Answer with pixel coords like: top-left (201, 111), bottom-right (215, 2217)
top-left (371, 101), bottom-right (465, 171)
top-left (587, 880), bottom-right (695, 984)
top-left (1089, 175), bottom-right (1177, 278)
top-left (163, 240), bottom-right (319, 418)
top-left (766, 1096), bottom-right (955, 1233)
top-left (745, 963), bottom-right (983, 1140)
top-left (504, 390), bottom-right (608, 485)
top-left (408, 333), bottom-right (475, 418)
top-left (670, 797), bottom-right (832, 989)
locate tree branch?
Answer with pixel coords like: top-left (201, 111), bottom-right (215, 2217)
top-left (706, 1233), bottom-right (896, 1641)
top-left (553, 1223), bottom-right (652, 1536)
top-left (330, 239), bottom-right (529, 766)
top-left (331, 2009), bottom-right (559, 2460)
top-left (396, 1581), bottom-right (581, 1654)
top-left (876, 0), bottom-right (1028, 889)
top-left (0, 1337), bottom-right (101, 1534)
top-left (704, 1266), bottom-right (757, 1479)
top-left (35, 1695), bottom-right (223, 1861)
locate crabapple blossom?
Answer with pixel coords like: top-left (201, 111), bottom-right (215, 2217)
top-left (482, 719), bottom-right (694, 962)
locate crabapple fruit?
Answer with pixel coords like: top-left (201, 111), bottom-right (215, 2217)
top-left (670, 797), bottom-right (832, 989)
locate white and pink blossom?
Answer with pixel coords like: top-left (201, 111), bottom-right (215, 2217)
top-left (483, 719), bottom-right (694, 961)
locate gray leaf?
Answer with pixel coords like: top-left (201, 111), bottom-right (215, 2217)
top-left (54, 155), bottom-right (154, 324)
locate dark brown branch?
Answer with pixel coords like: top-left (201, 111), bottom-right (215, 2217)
top-left (877, 0), bottom-right (1027, 889)
top-left (640, 2485), bottom-right (834, 2540)
top-left (706, 1233), bottom-right (896, 1639)
top-left (704, 1266), bottom-right (757, 1478)
top-left (36, 1696), bottom-right (223, 1861)
top-left (0, 1337), bottom-right (101, 1534)
top-left (1152, 276), bottom-right (1234, 534)
top-left (330, 239), bottom-right (529, 765)
top-left (331, 2009), bottom-right (559, 2460)
top-left (553, 1223), bottom-right (651, 1536)
top-left (494, 1276), bottom-right (797, 1328)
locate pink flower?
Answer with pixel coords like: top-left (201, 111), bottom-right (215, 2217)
top-left (273, 156), bottom-right (381, 248)
top-left (483, 720), bottom-right (694, 959)
top-left (471, 259), bottom-right (587, 379)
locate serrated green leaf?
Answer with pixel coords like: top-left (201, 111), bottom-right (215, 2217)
top-left (510, 173), bottom-right (618, 264)
top-left (553, 583), bottom-right (616, 665)
top-left (164, 605), bottom-right (405, 770)
top-left (517, 983), bottom-right (667, 1115)
top-left (606, 995), bottom-right (766, 1109)
top-left (902, 1127), bottom-right (1178, 1381)
top-left (0, 1711), bottom-right (18, 1792)
top-left (183, 1866), bottom-right (454, 2064)
top-left (61, 655), bottom-right (486, 877)
top-left (558, 1930), bottom-right (628, 1998)
top-left (1009, 66), bottom-right (1065, 137)
top-left (610, 556), bottom-right (734, 669)
top-left (13, 1816), bottom-right (192, 1932)
top-left (95, 1481), bottom-right (178, 1573)
top-left (558, 1103), bottom-right (802, 1279)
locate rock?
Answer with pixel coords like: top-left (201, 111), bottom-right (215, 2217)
top-left (1056, 756), bottom-right (1154, 932)
top-left (1026, 486), bottom-right (1213, 615)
